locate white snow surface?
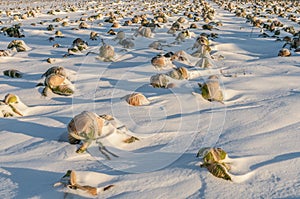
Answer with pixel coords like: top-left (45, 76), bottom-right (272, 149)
top-left (0, 0), bottom-right (300, 198)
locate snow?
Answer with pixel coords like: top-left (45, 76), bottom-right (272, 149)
top-left (0, 0), bottom-right (300, 198)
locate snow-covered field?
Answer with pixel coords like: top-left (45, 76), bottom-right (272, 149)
top-left (0, 0), bottom-right (300, 198)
